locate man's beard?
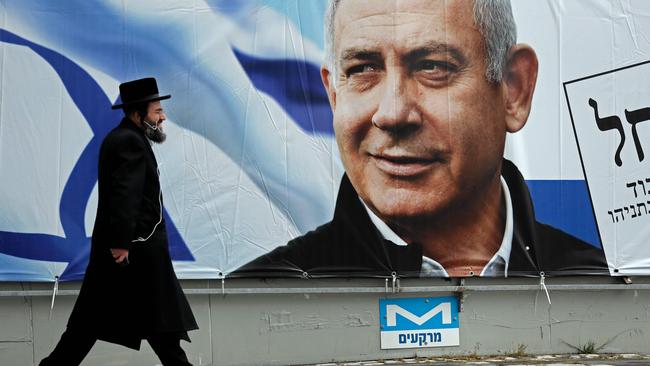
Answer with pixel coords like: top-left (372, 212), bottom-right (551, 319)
top-left (144, 122), bottom-right (167, 143)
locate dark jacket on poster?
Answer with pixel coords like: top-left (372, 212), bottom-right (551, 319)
top-left (67, 118), bottom-right (197, 349)
top-left (235, 159), bottom-right (609, 278)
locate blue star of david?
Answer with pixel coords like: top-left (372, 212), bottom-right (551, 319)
top-left (0, 23), bottom-right (340, 281)
top-left (0, 29), bottom-right (194, 281)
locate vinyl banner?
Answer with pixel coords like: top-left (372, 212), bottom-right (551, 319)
top-left (1, 0), bottom-right (648, 281)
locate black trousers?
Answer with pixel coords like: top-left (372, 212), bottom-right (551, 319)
top-left (39, 327), bottom-right (192, 366)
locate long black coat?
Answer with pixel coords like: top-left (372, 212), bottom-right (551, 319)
top-left (67, 118), bottom-right (197, 349)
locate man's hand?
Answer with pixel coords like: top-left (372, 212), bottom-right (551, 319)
top-left (110, 248), bottom-right (129, 264)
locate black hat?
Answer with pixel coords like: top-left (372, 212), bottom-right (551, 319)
top-left (111, 77), bottom-right (171, 109)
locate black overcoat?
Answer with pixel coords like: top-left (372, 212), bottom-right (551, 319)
top-left (67, 118), bottom-right (197, 349)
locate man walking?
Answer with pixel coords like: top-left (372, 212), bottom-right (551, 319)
top-left (40, 77), bottom-right (198, 365)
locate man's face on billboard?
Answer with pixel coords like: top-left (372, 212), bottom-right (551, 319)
top-left (322, 0), bottom-right (513, 225)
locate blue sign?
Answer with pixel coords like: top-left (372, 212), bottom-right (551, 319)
top-left (379, 296), bottom-right (460, 349)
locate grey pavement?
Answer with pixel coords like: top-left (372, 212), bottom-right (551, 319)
top-left (310, 354), bottom-right (650, 366)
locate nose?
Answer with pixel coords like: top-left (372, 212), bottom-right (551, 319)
top-left (160, 112), bottom-right (166, 122)
top-left (371, 69), bottom-right (421, 134)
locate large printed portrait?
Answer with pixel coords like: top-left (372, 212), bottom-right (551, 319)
top-left (235, 0), bottom-right (610, 278)
top-left (2, 0), bottom-right (650, 281)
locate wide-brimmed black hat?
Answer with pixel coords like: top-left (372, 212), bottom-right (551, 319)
top-left (111, 77), bottom-right (171, 109)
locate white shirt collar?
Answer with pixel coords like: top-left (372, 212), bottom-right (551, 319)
top-left (361, 176), bottom-right (514, 277)
top-left (364, 201), bottom-right (409, 247)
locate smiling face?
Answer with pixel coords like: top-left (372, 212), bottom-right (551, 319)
top-left (144, 100), bottom-right (166, 128)
top-left (130, 100), bottom-right (168, 144)
top-left (322, 0), bottom-right (511, 225)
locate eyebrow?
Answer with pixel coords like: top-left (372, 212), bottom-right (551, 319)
top-left (404, 42), bottom-right (467, 65)
top-left (340, 48), bottom-right (383, 64)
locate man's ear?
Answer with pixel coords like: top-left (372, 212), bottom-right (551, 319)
top-left (502, 44), bottom-right (538, 133)
top-left (321, 66), bottom-right (337, 110)
top-left (127, 110), bottom-right (139, 123)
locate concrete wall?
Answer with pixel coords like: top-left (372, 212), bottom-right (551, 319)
top-left (1, 277), bottom-right (649, 366)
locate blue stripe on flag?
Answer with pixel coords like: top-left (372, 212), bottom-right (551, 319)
top-left (233, 48), bottom-right (334, 135)
top-left (527, 180), bottom-right (601, 248)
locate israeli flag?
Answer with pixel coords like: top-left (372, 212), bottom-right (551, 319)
top-left (0, 0), bottom-right (340, 281)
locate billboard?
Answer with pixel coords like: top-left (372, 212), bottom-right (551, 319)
top-left (0, 0), bottom-right (648, 281)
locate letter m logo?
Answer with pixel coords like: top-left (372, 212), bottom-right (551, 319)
top-left (386, 303), bottom-right (452, 327)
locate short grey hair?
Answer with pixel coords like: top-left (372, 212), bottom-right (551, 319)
top-left (323, 0), bottom-right (517, 83)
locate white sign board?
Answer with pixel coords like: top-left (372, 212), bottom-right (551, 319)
top-left (565, 60), bottom-right (650, 274)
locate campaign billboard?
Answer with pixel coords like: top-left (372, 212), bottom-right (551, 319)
top-left (0, 0), bottom-right (648, 281)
